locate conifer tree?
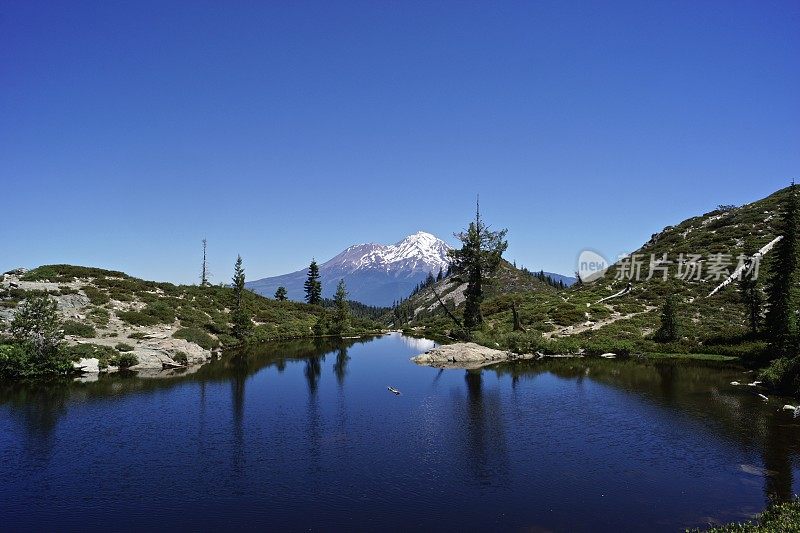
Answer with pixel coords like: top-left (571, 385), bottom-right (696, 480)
top-left (231, 255), bottom-right (252, 340)
top-left (765, 183), bottom-right (799, 356)
top-left (425, 271), bottom-right (435, 287)
top-left (654, 294), bottom-right (680, 342)
top-left (331, 279), bottom-right (350, 335)
top-left (739, 253), bottom-right (763, 336)
top-left (274, 286), bottom-right (288, 301)
top-left (436, 267), bottom-right (443, 282)
top-left (448, 198), bottom-right (508, 331)
top-left (304, 259), bottom-right (322, 305)
top-left (312, 315), bottom-right (327, 336)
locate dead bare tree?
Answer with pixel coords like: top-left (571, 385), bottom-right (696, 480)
top-left (511, 300), bottom-right (526, 332)
top-left (431, 286), bottom-right (466, 336)
top-left (200, 238), bottom-right (211, 286)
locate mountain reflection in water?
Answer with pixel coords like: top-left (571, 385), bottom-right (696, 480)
top-left (1, 333), bottom-right (798, 532)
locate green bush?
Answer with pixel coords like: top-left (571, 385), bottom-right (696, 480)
top-left (0, 343), bottom-right (72, 378)
top-left (82, 286), bottom-right (110, 305)
top-left (0, 344), bottom-right (34, 377)
top-left (581, 338), bottom-right (637, 357)
top-left (760, 356), bottom-right (800, 396)
top-left (588, 305), bottom-right (611, 320)
top-left (203, 320), bottom-right (228, 335)
top-left (23, 265), bottom-right (129, 282)
top-left (128, 331), bottom-right (147, 340)
top-left (545, 336), bottom-right (583, 355)
top-left (64, 343), bottom-right (140, 371)
top-left (216, 333), bottom-right (238, 346)
top-left (497, 331), bottom-right (543, 354)
top-left (118, 301), bottom-right (175, 326)
top-left (64, 343), bottom-right (120, 362)
top-left (172, 351), bottom-right (188, 365)
top-left (176, 306), bottom-right (211, 328)
top-left (172, 327), bottom-right (218, 350)
top-left (62, 320), bottom-right (96, 338)
top-left (115, 342), bottom-right (134, 352)
top-left (88, 307), bottom-right (110, 327)
top-left (110, 352), bottom-right (138, 369)
top-left (107, 288), bottom-right (134, 302)
top-left (550, 304), bottom-right (586, 326)
top-left (703, 497), bottom-right (800, 532)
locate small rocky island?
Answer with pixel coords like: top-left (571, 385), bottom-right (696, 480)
top-left (411, 342), bottom-right (537, 369)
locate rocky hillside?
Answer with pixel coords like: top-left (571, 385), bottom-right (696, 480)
top-left (1, 265), bottom-right (372, 373)
top-left (402, 186), bottom-right (794, 358)
top-left (388, 259), bottom-right (558, 329)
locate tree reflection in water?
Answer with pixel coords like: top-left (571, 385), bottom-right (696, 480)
top-left (492, 358), bottom-right (800, 505)
top-left (461, 369), bottom-right (509, 485)
top-left (2, 340), bottom-right (798, 513)
top-left (333, 346), bottom-right (350, 388)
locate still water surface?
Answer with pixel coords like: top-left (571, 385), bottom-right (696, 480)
top-left (1, 333), bottom-right (799, 531)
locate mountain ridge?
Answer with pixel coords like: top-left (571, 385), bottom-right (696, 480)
top-left (246, 231), bottom-right (451, 306)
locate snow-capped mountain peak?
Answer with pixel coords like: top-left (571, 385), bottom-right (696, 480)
top-left (379, 231), bottom-right (450, 269)
top-left (246, 232), bottom-right (452, 306)
top-left (348, 231), bottom-right (450, 274)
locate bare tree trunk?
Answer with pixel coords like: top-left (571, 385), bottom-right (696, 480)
top-left (432, 287), bottom-right (464, 330)
top-left (201, 238), bottom-right (209, 286)
top-left (512, 300), bottom-right (526, 332)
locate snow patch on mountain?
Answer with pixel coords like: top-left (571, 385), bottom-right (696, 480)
top-left (246, 231), bottom-right (452, 307)
top-left (324, 231), bottom-right (450, 276)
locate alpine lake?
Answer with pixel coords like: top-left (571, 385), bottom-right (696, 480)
top-left (2, 333), bottom-right (799, 532)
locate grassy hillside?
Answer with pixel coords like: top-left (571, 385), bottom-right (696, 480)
top-left (387, 259), bottom-right (559, 332)
top-left (0, 264), bottom-right (382, 372)
top-left (401, 187), bottom-right (794, 361)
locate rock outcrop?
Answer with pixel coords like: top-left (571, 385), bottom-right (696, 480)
top-left (411, 342), bottom-right (536, 369)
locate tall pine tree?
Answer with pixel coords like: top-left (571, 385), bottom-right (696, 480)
top-left (765, 183), bottom-right (799, 356)
top-left (448, 198), bottom-right (508, 331)
top-left (304, 259), bottom-right (322, 305)
top-left (231, 255), bottom-right (252, 340)
top-left (331, 279), bottom-right (350, 335)
top-left (274, 286), bottom-right (288, 301)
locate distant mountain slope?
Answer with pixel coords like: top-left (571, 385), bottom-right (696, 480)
top-left (246, 232), bottom-right (451, 307)
top-left (544, 272), bottom-right (577, 287)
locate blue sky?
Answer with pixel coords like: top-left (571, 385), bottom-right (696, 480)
top-left (1, 1), bottom-right (798, 284)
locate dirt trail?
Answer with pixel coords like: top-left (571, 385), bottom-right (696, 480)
top-left (545, 305), bottom-right (657, 338)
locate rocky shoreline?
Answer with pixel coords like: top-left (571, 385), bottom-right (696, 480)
top-left (1, 271), bottom-right (217, 375)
